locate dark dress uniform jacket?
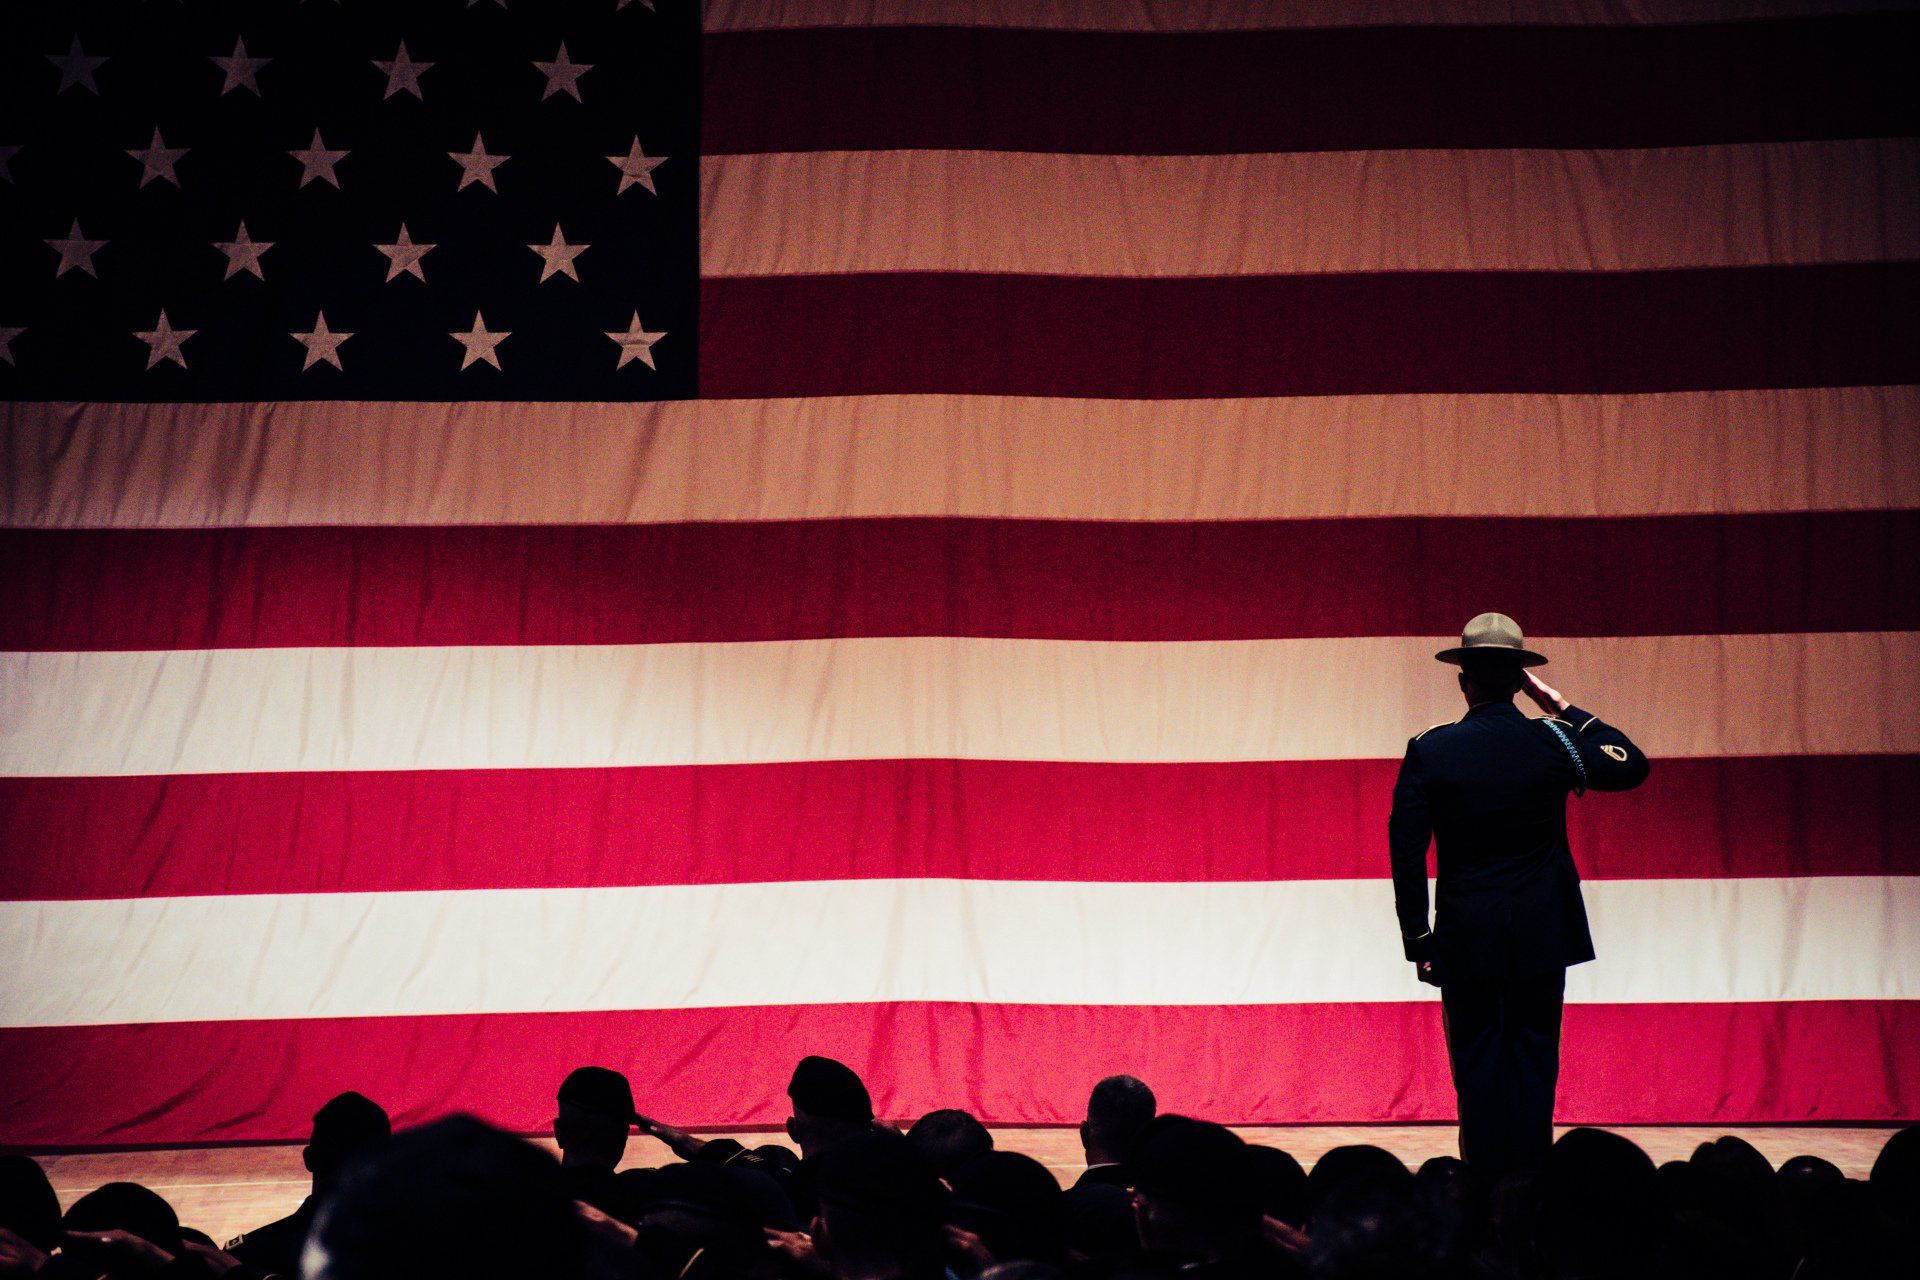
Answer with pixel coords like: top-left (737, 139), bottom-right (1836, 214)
top-left (1389, 701), bottom-right (1649, 986)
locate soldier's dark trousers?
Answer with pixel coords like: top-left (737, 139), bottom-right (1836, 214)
top-left (1441, 967), bottom-right (1567, 1179)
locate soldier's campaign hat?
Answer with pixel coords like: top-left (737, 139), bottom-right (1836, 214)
top-left (1435, 612), bottom-right (1548, 667)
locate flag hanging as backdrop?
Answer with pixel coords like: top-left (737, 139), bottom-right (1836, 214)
top-left (3, 0), bottom-right (1918, 1147)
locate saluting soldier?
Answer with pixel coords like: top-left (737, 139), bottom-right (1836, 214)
top-left (1389, 613), bottom-right (1650, 1178)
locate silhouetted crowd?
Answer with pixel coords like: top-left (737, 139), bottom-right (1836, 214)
top-left (2, 1058), bottom-right (1915, 1279)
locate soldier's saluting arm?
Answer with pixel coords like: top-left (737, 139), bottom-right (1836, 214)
top-left (1525, 670), bottom-right (1651, 793)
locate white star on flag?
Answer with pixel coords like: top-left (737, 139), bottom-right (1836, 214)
top-left (451, 312), bottom-right (510, 370)
top-left (375, 224), bottom-right (436, 282)
top-left (46, 219), bottom-right (108, 278)
top-left (48, 37), bottom-right (107, 94)
top-left (213, 222), bottom-right (274, 280)
top-left (134, 310), bottom-right (196, 370)
top-left (449, 133), bottom-right (508, 192)
top-left (211, 37), bottom-right (269, 96)
top-left (0, 327), bottom-right (23, 366)
top-left (127, 129), bottom-right (189, 188)
top-left (607, 139), bottom-right (666, 195)
top-left (533, 42), bottom-right (592, 101)
top-left (606, 313), bottom-right (666, 369)
top-left (291, 312), bottom-right (353, 371)
top-left (373, 41), bottom-right (433, 100)
top-left (529, 224), bottom-right (589, 283)
top-left (289, 129), bottom-right (349, 188)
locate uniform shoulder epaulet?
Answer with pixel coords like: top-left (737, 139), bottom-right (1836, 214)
top-left (1413, 721), bottom-right (1451, 741)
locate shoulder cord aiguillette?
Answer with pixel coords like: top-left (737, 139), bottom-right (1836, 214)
top-left (1542, 718), bottom-right (1588, 796)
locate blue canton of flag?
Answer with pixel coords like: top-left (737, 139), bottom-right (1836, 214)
top-left (0, 0), bottom-right (698, 401)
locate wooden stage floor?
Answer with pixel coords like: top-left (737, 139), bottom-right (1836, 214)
top-left (32, 1125), bottom-right (1900, 1246)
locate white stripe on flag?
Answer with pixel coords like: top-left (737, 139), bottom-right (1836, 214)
top-left (3, 633), bottom-right (1914, 777)
top-left (4, 877), bottom-right (1915, 1027)
top-left (703, 142), bottom-right (1920, 277)
top-left (7, 389), bottom-right (1916, 528)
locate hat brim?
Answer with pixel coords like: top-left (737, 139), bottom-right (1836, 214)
top-left (1435, 646), bottom-right (1548, 667)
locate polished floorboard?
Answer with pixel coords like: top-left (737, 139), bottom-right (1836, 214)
top-left (30, 1124), bottom-right (1900, 1246)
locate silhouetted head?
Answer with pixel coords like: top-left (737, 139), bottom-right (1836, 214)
top-left (906, 1108), bottom-right (994, 1179)
top-left (1080, 1075), bottom-right (1155, 1167)
top-left (1306, 1145), bottom-right (1413, 1222)
top-left (305, 1091), bottom-right (392, 1193)
top-left (63, 1182), bottom-right (183, 1273)
top-left (1780, 1154), bottom-right (1843, 1188)
top-left (628, 1160), bottom-right (798, 1280)
top-left (1412, 1156), bottom-right (1487, 1272)
top-left (948, 1151), bottom-right (1067, 1267)
top-left (1871, 1124), bottom-right (1920, 1219)
top-left (1060, 1182), bottom-right (1137, 1264)
top-left (1247, 1145), bottom-right (1308, 1228)
top-left (306, 1114), bottom-right (582, 1280)
top-left (554, 1066), bottom-right (634, 1171)
top-left (1688, 1133), bottom-right (1788, 1258)
top-left (0, 1154), bottom-right (62, 1253)
top-left (1128, 1117), bottom-right (1261, 1261)
top-left (1458, 654), bottom-right (1525, 707)
top-left (1538, 1128), bottom-right (1663, 1277)
top-left (809, 1128), bottom-right (948, 1280)
top-left (1306, 1173), bottom-right (1445, 1280)
top-left (1764, 1155), bottom-right (1844, 1264)
top-left (785, 1056), bottom-right (874, 1159)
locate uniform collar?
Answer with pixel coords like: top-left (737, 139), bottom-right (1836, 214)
top-left (1463, 699), bottom-right (1523, 720)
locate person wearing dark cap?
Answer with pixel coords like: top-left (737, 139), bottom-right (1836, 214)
top-left (227, 1090), bottom-right (390, 1276)
top-left (906, 1110), bottom-right (994, 1180)
top-left (1128, 1117), bottom-right (1265, 1280)
top-left (1075, 1075), bottom-right (1155, 1190)
top-left (805, 1128), bottom-right (949, 1280)
top-left (622, 1160), bottom-right (799, 1280)
top-left (1389, 614), bottom-right (1649, 1180)
top-left (305, 1115), bottom-right (583, 1280)
top-left (945, 1151), bottom-right (1066, 1270)
top-left (554, 1065), bottom-right (638, 1218)
top-left (785, 1055), bottom-right (874, 1160)
top-left (0, 1154), bottom-right (62, 1261)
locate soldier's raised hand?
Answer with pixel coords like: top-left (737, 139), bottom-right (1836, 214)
top-left (1521, 670), bottom-right (1568, 715)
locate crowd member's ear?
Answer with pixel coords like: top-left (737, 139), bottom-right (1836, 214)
top-left (302, 1146), bottom-right (316, 1174)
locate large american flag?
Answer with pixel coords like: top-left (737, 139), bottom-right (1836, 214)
top-left (2, 0), bottom-right (1916, 1146)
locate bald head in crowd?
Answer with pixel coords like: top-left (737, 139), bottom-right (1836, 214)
top-left (1081, 1074), bottom-right (1156, 1171)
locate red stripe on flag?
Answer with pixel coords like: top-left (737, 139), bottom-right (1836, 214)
top-left (4, 513), bottom-right (1915, 651)
top-left (3, 755), bottom-right (1912, 901)
top-left (698, 266), bottom-right (1920, 400)
top-left (3, 999), bottom-right (1913, 1146)
top-left (701, 16), bottom-right (1919, 154)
